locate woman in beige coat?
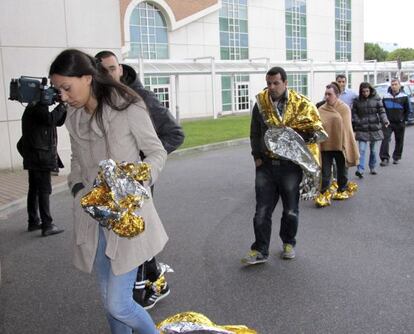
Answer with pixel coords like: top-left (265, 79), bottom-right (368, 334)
top-left (49, 49), bottom-right (166, 334)
top-left (317, 82), bottom-right (359, 205)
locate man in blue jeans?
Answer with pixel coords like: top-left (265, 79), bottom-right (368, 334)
top-left (242, 67), bottom-right (325, 264)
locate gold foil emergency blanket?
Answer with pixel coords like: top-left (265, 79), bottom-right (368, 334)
top-left (255, 88), bottom-right (327, 164)
top-left (157, 312), bottom-right (257, 334)
top-left (80, 159), bottom-right (151, 238)
top-left (264, 126), bottom-right (320, 200)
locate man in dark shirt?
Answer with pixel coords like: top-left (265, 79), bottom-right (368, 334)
top-left (243, 66), bottom-right (325, 265)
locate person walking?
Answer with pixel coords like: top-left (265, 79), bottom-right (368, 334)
top-left (336, 74), bottom-right (358, 109)
top-left (352, 82), bottom-right (389, 177)
top-left (315, 82), bottom-right (359, 207)
top-left (18, 102), bottom-right (66, 236)
top-left (242, 66), bottom-right (326, 264)
top-left (379, 78), bottom-right (411, 166)
top-left (49, 49), bottom-right (167, 334)
top-left (95, 50), bottom-right (184, 310)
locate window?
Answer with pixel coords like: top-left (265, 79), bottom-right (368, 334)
top-left (335, 0), bottom-right (352, 62)
top-left (285, 0), bottom-right (308, 96)
top-left (129, 2), bottom-right (168, 60)
top-left (219, 0), bottom-right (250, 113)
top-left (129, 2), bottom-right (170, 106)
top-left (288, 73), bottom-right (308, 96)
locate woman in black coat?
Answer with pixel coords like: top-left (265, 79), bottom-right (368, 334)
top-left (352, 82), bottom-right (389, 177)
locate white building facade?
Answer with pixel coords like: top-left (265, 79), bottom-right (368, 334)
top-left (0, 0), bottom-right (364, 170)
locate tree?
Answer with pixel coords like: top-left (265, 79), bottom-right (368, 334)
top-left (364, 43), bottom-right (388, 61)
top-left (386, 48), bottom-right (414, 61)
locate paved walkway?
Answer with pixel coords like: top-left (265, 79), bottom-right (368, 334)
top-left (0, 138), bottom-right (249, 219)
top-left (0, 169), bottom-right (67, 219)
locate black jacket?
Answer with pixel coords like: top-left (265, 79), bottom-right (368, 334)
top-left (121, 64), bottom-right (185, 154)
top-left (352, 90), bottom-right (388, 142)
top-left (382, 87), bottom-right (411, 123)
top-left (18, 103), bottom-right (66, 171)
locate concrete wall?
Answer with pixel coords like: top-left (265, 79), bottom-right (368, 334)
top-left (0, 0), bottom-right (122, 171)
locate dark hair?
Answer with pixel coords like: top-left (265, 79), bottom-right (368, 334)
top-left (358, 82), bottom-right (373, 98)
top-left (49, 49), bottom-right (139, 131)
top-left (95, 50), bottom-right (119, 62)
top-left (266, 67), bottom-right (287, 82)
top-left (326, 82), bottom-right (340, 96)
top-left (335, 74), bottom-right (347, 81)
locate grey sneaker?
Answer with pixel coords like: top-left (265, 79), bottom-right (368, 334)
top-left (281, 244), bottom-right (296, 260)
top-left (380, 159), bottom-right (389, 167)
top-left (241, 250), bottom-right (268, 265)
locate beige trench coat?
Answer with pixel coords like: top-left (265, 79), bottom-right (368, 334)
top-left (65, 99), bottom-right (168, 275)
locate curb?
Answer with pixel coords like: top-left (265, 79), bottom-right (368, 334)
top-left (0, 182), bottom-right (69, 220)
top-left (0, 138), bottom-right (249, 218)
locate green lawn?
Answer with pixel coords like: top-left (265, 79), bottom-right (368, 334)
top-left (180, 114), bottom-right (251, 149)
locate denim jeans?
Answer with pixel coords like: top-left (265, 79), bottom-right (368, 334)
top-left (94, 227), bottom-right (158, 334)
top-left (357, 141), bottom-right (378, 172)
top-left (251, 159), bottom-right (303, 256)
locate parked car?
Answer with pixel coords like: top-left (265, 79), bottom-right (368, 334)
top-left (373, 82), bottom-right (414, 125)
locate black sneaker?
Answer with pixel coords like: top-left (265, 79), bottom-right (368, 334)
top-left (355, 170), bottom-right (363, 179)
top-left (142, 280), bottom-right (170, 310)
top-left (132, 280), bottom-right (148, 305)
top-left (28, 223), bottom-right (42, 232)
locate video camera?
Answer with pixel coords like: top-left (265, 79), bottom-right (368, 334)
top-left (9, 76), bottom-right (60, 106)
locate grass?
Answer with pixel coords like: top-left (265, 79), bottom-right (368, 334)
top-left (180, 114), bottom-right (251, 149)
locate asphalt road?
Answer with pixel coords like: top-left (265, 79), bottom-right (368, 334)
top-left (1, 128), bottom-right (414, 334)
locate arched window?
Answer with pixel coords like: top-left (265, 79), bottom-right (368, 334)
top-left (129, 2), bottom-right (169, 59)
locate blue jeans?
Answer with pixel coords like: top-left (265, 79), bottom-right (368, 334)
top-left (94, 227), bottom-right (158, 334)
top-left (358, 141), bottom-right (378, 172)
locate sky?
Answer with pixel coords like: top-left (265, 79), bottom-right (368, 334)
top-left (364, 0), bottom-right (414, 48)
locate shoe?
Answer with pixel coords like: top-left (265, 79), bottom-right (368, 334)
top-left (28, 223), bottom-right (42, 232)
top-left (332, 191), bottom-right (349, 200)
top-left (142, 276), bottom-right (170, 310)
top-left (42, 224), bottom-right (64, 237)
top-left (241, 250), bottom-right (268, 265)
top-left (281, 244), bottom-right (295, 260)
top-left (355, 170), bottom-right (363, 179)
top-left (314, 190), bottom-right (332, 208)
top-left (380, 159), bottom-right (389, 167)
top-left (393, 159), bottom-right (399, 165)
top-left (133, 280), bottom-right (148, 305)
top-left (370, 169), bottom-right (377, 175)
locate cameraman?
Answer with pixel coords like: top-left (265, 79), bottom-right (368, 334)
top-left (18, 102), bottom-right (66, 236)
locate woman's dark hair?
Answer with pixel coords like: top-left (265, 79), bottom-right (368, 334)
top-left (358, 82), bottom-right (374, 98)
top-left (326, 81), bottom-right (340, 96)
top-left (49, 49), bottom-right (139, 130)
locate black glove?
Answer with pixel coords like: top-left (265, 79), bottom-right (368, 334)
top-left (71, 183), bottom-right (85, 197)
